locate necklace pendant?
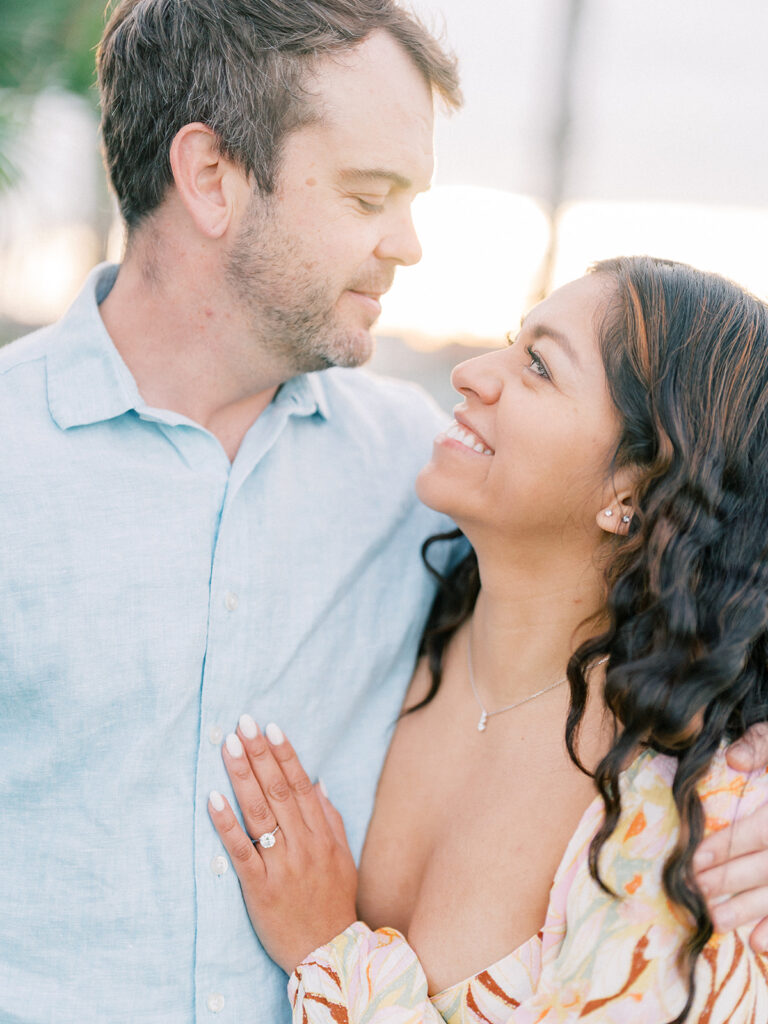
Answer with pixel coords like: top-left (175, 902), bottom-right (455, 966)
top-left (477, 710), bottom-right (488, 732)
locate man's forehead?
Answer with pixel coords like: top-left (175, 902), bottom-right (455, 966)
top-left (307, 30), bottom-right (434, 131)
top-left (293, 33), bottom-right (436, 193)
top-left (308, 107), bottom-right (435, 193)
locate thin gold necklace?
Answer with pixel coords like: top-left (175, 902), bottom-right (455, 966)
top-left (467, 632), bottom-right (607, 733)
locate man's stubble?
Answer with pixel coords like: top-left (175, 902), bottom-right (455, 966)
top-left (224, 195), bottom-right (376, 374)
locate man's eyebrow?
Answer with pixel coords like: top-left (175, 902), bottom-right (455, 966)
top-left (339, 167), bottom-right (428, 191)
top-left (520, 315), bottom-right (582, 370)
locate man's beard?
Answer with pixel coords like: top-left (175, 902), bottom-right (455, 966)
top-left (224, 199), bottom-right (375, 374)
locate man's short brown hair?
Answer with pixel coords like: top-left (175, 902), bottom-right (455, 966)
top-left (97, 0), bottom-right (461, 229)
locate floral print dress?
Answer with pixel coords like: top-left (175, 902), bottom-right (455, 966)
top-left (288, 749), bottom-right (768, 1023)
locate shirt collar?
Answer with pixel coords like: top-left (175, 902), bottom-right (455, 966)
top-left (46, 263), bottom-right (143, 430)
top-left (46, 262), bottom-right (331, 430)
top-left (277, 371), bottom-right (331, 421)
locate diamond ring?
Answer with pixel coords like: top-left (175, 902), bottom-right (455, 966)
top-left (253, 824), bottom-right (281, 850)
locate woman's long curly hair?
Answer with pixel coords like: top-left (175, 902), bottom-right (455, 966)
top-left (417, 256), bottom-right (768, 1023)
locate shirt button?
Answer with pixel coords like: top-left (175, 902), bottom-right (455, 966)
top-left (210, 855), bottom-right (228, 876)
top-left (206, 993), bottom-right (225, 1013)
top-left (224, 591), bottom-right (239, 611)
top-left (208, 725), bottom-right (223, 745)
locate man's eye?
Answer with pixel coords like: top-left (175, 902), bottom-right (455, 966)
top-left (356, 197), bottom-right (386, 213)
top-left (525, 344), bottom-right (550, 380)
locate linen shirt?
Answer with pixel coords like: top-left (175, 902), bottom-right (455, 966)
top-left (0, 264), bottom-right (453, 1023)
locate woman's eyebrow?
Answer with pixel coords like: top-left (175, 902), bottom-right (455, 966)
top-left (520, 315), bottom-right (582, 370)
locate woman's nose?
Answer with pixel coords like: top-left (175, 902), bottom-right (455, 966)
top-left (451, 350), bottom-right (504, 405)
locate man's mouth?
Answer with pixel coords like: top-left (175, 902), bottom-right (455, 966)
top-left (347, 291), bottom-right (383, 316)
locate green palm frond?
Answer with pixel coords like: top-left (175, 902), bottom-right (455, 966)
top-left (0, 0), bottom-right (107, 190)
top-left (0, 0), bottom-right (106, 96)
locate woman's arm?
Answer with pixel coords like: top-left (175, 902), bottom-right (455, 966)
top-left (209, 724), bottom-right (768, 1023)
top-left (288, 923), bottom-right (445, 1024)
top-left (207, 718), bottom-right (446, 1023)
top-left (694, 724), bottom-right (768, 951)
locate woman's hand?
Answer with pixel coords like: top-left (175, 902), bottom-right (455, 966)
top-left (694, 723), bottom-right (768, 951)
top-left (208, 716), bottom-right (358, 975)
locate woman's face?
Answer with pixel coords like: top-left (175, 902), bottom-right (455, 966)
top-left (416, 273), bottom-right (624, 545)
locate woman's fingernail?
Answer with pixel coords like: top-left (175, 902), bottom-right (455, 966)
top-left (225, 732), bottom-right (244, 757)
top-left (209, 790), bottom-right (225, 812)
top-left (265, 722), bottom-right (284, 745)
top-left (693, 850), bottom-right (714, 870)
top-left (318, 777), bottom-right (329, 798)
top-left (239, 713), bottom-right (259, 739)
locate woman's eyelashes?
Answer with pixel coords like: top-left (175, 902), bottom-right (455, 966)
top-left (525, 344), bottom-right (551, 381)
top-left (506, 330), bottom-right (552, 382)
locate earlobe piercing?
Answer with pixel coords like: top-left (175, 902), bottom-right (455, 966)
top-left (621, 514), bottom-right (631, 524)
top-left (603, 509), bottom-right (613, 517)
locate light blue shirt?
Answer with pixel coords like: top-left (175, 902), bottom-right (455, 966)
top-left (0, 264), bottom-right (454, 1023)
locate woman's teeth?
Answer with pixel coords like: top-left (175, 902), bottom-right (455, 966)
top-left (445, 422), bottom-right (493, 455)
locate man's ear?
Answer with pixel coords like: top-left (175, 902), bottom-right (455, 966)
top-left (169, 123), bottom-right (246, 238)
top-left (596, 466), bottom-right (637, 537)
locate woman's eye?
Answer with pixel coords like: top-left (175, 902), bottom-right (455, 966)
top-left (356, 197), bottom-right (386, 213)
top-left (525, 344), bottom-right (550, 380)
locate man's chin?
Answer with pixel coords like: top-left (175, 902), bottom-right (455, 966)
top-left (324, 326), bottom-right (377, 369)
top-left (292, 326), bottom-right (375, 374)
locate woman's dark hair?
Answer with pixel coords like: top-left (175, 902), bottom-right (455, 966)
top-left (418, 256), bottom-right (768, 1023)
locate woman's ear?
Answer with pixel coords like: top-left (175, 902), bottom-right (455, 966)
top-left (169, 123), bottom-right (247, 239)
top-left (596, 467), bottom-right (636, 536)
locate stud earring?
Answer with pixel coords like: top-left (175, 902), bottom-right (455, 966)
top-left (603, 509), bottom-right (613, 517)
top-left (621, 514), bottom-right (631, 524)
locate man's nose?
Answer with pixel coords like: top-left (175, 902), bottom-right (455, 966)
top-left (375, 211), bottom-right (423, 267)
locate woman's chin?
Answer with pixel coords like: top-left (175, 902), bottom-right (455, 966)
top-left (415, 461), bottom-right (444, 510)
top-left (415, 461), bottom-right (466, 522)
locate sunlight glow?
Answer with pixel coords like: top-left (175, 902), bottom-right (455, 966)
top-left (0, 224), bottom-right (100, 325)
top-left (376, 185), bottom-right (551, 349)
top-left (4, 196), bottom-right (768, 344)
top-left (552, 201), bottom-right (768, 299)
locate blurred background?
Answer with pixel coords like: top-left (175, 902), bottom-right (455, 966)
top-left (1, 0), bottom-right (767, 410)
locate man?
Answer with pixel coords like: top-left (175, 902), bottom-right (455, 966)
top-left (0, 2), bottom-right (766, 1022)
top-left (0, 3), bottom-right (460, 1021)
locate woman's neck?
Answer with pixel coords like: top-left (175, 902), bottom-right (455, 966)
top-left (467, 540), bottom-right (606, 708)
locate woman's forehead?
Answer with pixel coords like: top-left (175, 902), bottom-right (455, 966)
top-left (524, 274), bottom-right (614, 366)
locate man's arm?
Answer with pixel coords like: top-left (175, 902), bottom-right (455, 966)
top-left (694, 723), bottom-right (768, 951)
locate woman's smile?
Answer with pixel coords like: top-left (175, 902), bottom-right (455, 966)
top-left (436, 419), bottom-right (494, 456)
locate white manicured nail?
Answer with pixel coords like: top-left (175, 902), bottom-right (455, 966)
top-left (225, 732), bottom-right (243, 757)
top-left (265, 722), bottom-right (284, 745)
top-left (209, 790), bottom-right (225, 811)
top-left (318, 778), bottom-right (328, 798)
top-left (239, 714), bottom-right (259, 739)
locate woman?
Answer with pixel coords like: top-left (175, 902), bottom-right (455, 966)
top-left (209, 257), bottom-right (768, 1022)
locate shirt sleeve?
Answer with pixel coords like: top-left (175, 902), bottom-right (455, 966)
top-left (288, 922), bottom-right (445, 1024)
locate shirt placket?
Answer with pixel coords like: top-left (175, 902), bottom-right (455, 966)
top-left (192, 395), bottom-right (310, 1020)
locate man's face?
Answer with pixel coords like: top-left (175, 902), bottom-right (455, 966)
top-left (225, 30), bottom-right (435, 373)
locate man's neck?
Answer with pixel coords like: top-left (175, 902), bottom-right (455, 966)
top-left (99, 251), bottom-right (287, 461)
